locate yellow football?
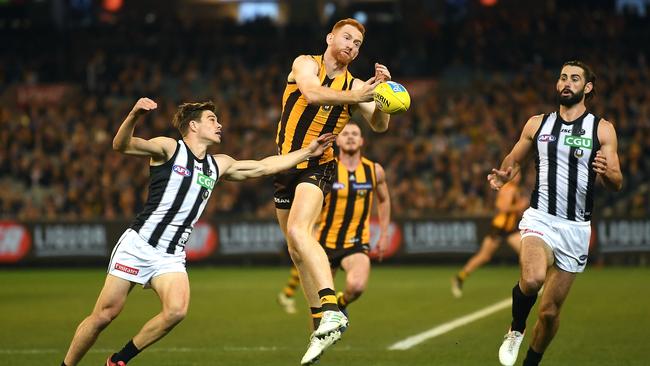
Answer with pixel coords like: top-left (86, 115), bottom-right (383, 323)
top-left (373, 81), bottom-right (411, 114)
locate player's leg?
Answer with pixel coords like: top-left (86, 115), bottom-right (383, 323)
top-left (499, 235), bottom-right (553, 366)
top-left (278, 266), bottom-right (300, 314)
top-left (287, 183), bottom-right (342, 323)
top-left (338, 252), bottom-right (371, 309)
top-left (108, 272), bottom-right (190, 365)
top-left (522, 266), bottom-right (575, 366)
top-left (63, 275), bottom-right (134, 366)
top-left (506, 231), bottom-right (522, 255)
top-left (277, 208), bottom-right (321, 326)
top-left (452, 234), bottom-right (500, 297)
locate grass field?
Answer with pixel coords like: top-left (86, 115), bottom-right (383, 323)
top-left (1, 266), bottom-right (648, 365)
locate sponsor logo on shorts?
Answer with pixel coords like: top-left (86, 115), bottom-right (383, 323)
top-left (274, 197), bottom-right (290, 204)
top-left (523, 228), bottom-right (544, 236)
top-left (115, 263), bottom-right (139, 275)
top-left (538, 134), bottom-right (556, 142)
top-left (173, 165), bottom-right (192, 177)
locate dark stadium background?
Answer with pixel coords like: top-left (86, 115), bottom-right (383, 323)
top-left (0, 1), bottom-right (648, 365)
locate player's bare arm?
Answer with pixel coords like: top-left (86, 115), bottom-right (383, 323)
top-left (351, 64), bottom-right (392, 132)
top-left (593, 119), bottom-right (623, 191)
top-left (215, 133), bottom-right (336, 181)
top-left (374, 162), bottom-right (391, 261)
top-left (112, 98), bottom-right (177, 164)
top-left (292, 55), bottom-right (380, 106)
top-left (488, 114), bottom-right (543, 190)
top-left (495, 184), bottom-right (517, 212)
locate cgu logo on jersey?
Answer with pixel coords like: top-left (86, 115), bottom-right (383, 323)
top-left (564, 136), bottom-right (592, 149)
top-left (538, 134), bottom-right (556, 142)
top-left (173, 165), bottom-right (192, 177)
top-left (197, 173), bottom-right (215, 191)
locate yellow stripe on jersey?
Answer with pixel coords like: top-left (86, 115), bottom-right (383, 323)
top-left (317, 158), bottom-right (376, 249)
top-left (276, 55), bottom-right (354, 169)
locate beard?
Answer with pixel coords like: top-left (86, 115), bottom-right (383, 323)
top-left (332, 47), bottom-right (354, 65)
top-left (557, 88), bottom-right (584, 107)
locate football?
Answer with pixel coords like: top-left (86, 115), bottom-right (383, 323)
top-left (373, 81), bottom-right (411, 114)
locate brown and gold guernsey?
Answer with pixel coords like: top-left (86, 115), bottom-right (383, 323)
top-left (276, 55), bottom-right (355, 169)
top-left (317, 157), bottom-right (376, 249)
top-left (491, 185), bottom-right (521, 233)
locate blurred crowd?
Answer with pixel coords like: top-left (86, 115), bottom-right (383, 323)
top-left (1, 3), bottom-right (649, 221)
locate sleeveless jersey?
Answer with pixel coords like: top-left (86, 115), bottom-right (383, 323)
top-left (131, 140), bottom-right (219, 254)
top-left (276, 55), bottom-right (355, 169)
top-left (317, 157), bottom-right (376, 249)
top-left (530, 111), bottom-right (600, 221)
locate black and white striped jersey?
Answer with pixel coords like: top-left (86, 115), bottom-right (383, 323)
top-left (130, 140), bottom-right (219, 254)
top-left (530, 111), bottom-right (601, 222)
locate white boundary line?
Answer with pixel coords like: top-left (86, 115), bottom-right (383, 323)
top-left (388, 297), bottom-right (512, 350)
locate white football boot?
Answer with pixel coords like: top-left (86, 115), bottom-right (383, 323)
top-left (498, 329), bottom-right (524, 366)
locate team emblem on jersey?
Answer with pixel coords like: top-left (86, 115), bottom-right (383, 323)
top-left (197, 173), bottom-right (215, 190)
top-left (333, 182), bottom-right (345, 190)
top-left (574, 149), bottom-right (584, 158)
top-left (322, 105), bottom-right (333, 111)
top-left (173, 165), bottom-right (192, 177)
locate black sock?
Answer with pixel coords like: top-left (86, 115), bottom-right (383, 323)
top-left (523, 347), bottom-right (544, 366)
top-left (511, 282), bottom-right (537, 333)
top-left (318, 288), bottom-right (339, 312)
top-left (310, 307), bottom-right (322, 329)
top-left (111, 339), bottom-right (141, 364)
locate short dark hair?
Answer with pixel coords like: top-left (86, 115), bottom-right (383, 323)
top-left (562, 60), bottom-right (596, 101)
top-left (172, 101), bottom-right (216, 136)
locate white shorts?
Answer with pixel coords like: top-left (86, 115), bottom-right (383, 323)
top-left (519, 208), bottom-right (591, 273)
top-left (108, 229), bottom-right (187, 286)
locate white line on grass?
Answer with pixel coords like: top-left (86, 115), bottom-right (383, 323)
top-left (388, 297), bottom-right (512, 350)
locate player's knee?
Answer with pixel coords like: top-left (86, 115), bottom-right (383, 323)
top-left (163, 305), bottom-right (188, 325)
top-left (347, 280), bottom-right (366, 298)
top-left (538, 305), bottom-right (560, 325)
top-left (520, 276), bottom-right (544, 293)
top-left (92, 308), bottom-right (120, 329)
top-left (286, 225), bottom-right (309, 246)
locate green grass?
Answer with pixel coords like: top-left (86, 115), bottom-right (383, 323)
top-left (1, 266), bottom-right (648, 365)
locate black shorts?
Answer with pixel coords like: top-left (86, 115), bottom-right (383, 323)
top-left (273, 160), bottom-right (336, 209)
top-left (488, 225), bottom-right (518, 239)
top-left (325, 243), bottom-right (370, 269)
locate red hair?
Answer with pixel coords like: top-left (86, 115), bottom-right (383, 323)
top-left (332, 18), bottom-right (365, 36)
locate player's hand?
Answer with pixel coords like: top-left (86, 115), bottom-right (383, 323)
top-left (487, 167), bottom-right (512, 191)
top-left (592, 150), bottom-right (608, 175)
top-left (374, 63), bottom-right (391, 83)
top-left (376, 234), bottom-right (388, 262)
top-left (307, 133), bottom-right (336, 157)
top-left (356, 76), bottom-right (382, 103)
top-left (130, 97), bottom-right (157, 117)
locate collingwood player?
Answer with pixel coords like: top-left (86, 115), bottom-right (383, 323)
top-left (490, 61), bottom-right (622, 366)
top-left (61, 98), bottom-right (335, 366)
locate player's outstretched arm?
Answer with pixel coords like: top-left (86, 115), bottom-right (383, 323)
top-left (374, 162), bottom-right (391, 261)
top-left (112, 98), bottom-right (176, 162)
top-left (293, 56), bottom-right (379, 106)
top-left (593, 119), bottom-right (623, 191)
top-left (215, 133), bottom-right (336, 181)
top-left (488, 115), bottom-right (542, 190)
top-left (352, 63), bottom-right (392, 132)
